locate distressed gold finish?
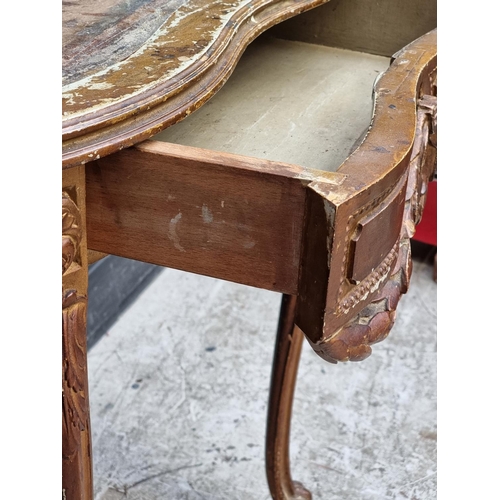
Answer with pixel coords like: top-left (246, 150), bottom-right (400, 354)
top-left (296, 30), bottom-right (437, 362)
top-left (62, 192), bottom-right (83, 275)
top-left (62, 166), bottom-right (92, 500)
top-left (62, 291), bottom-right (93, 500)
top-left (311, 86), bottom-right (437, 363)
top-left (62, 0), bottom-right (330, 168)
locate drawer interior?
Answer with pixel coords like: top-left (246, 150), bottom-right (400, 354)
top-left (269, 0), bottom-right (437, 57)
top-left (153, 36), bottom-right (390, 172)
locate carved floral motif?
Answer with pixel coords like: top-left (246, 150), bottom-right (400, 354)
top-left (311, 238), bottom-right (412, 363)
top-left (312, 79), bottom-right (437, 364)
top-left (62, 191), bottom-right (82, 275)
top-left (62, 289), bottom-right (89, 461)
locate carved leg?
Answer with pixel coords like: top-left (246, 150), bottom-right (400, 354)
top-left (63, 166), bottom-right (93, 500)
top-left (63, 292), bottom-right (93, 499)
top-left (266, 295), bottom-right (311, 500)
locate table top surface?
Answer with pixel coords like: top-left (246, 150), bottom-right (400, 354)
top-left (62, 0), bottom-right (328, 167)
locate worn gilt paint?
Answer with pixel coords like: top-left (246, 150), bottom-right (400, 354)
top-left (62, 0), bottom-right (329, 167)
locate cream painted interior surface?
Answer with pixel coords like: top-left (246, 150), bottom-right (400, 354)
top-left (154, 36), bottom-right (390, 172)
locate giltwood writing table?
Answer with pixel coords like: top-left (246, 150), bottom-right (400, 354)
top-left (62, 0), bottom-right (437, 498)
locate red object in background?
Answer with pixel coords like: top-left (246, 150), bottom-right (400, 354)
top-left (413, 180), bottom-right (437, 246)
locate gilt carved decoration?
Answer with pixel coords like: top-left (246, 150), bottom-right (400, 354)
top-left (62, 178), bottom-right (92, 499)
top-left (62, 290), bottom-right (90, 460)
top-left (311, 73), bottom-right (437, 364)
top-left (62, 191), bottom-right (82, 275)
top-left (62, 186), bottom-right (89, 455)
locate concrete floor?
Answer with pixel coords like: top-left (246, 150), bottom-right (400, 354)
top-left (87, 250), bottom-right (437, 500)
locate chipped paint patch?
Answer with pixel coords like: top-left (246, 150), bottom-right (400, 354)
top-left (349, 270), bottom-right (390, 311)
top-left (242, 238), bottom-right (256, 249)
top-left (312, 179), bottom-right (353, 205)
top-left (168, 212), bottom-right (185, 252)
top-left (62, 93), bottom-right (77, 106)
top-left (296, 169), bottom-right (346, 185)
top-left (62, 0), bottom-right (255, 120)
top-left (336, 251), bottom-right (395, 317)
top-left (201, 204), bottom-right (213, 223)
top-left (87, 82), bottom-right (115, 90)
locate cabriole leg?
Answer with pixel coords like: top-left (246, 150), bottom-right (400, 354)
top-left (266, 295), bottom-right (311, 500)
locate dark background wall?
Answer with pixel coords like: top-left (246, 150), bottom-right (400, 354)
top-left (87, 256), bottom-right (162, 350)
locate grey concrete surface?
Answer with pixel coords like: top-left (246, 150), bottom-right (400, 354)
top-left (88, 254), bottom-right (436, 500)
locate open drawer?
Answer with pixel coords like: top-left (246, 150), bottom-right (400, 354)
top-left (153, 36), bottom-right (390, 172)
top-left (84, 28), bottom-right (437, 364)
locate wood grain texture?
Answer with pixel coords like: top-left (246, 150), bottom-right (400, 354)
top-left (85, 141), bottom-right (344, 294)
top-left (62, 0), bottom-right (330, 168)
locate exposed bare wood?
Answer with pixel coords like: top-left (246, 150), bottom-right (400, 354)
top-left (85, 141), bottom-right (345, 294)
